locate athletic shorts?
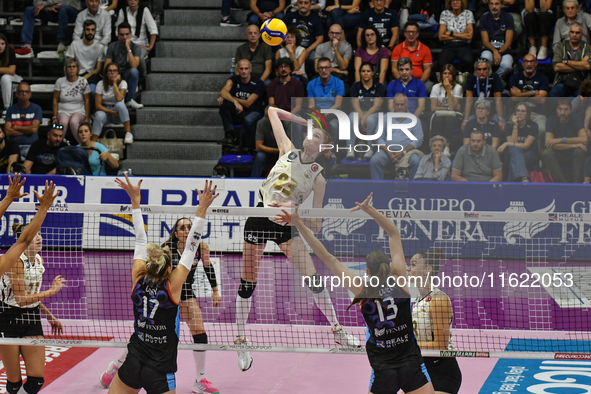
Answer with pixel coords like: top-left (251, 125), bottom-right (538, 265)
top-left (0, 303), bottom-right (43, 338)
top-left (243, 215), bottom-right (299, 245)
top-left (423, 357), bottom-right (462, 394)
top-left (118, 352), bottom-right (176, 394)
top-left (369, 362), bottom-right (431, 394)
top-left (180, 268), bottom-right (197, 302)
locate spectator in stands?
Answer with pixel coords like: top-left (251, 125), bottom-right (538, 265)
top-left (498, 0), bottom-right (523, 39)
top-left (283, 0), bottom-right (324, 75)
top-left (391, 21), bottom-right (432, 91)
top-left (553, 1), bottom-right (591, 50)
top-left (308, 57), bottom-right (345, 143)
top-left (438, 0), bottom-right (475, 73)
top-left (94, 62), bottom-right (133, 144)
top-left (508, 53), bottom-right (548, 135)
top-left (53, 59), bottom-right (91, 145)
top-left (314, 24), bottom-right (352, 83)
top-left (220, 0), bottom-right (242, 26)
top-left (452, 129), bottom-right (503, 181)
top-left (414, 135), bottom-right (452, 180)
top-left (248, 0), bottom-right (286, 26)
top-left (288, 0), bottom-right (325, 12)
top-left (348, 62), bottom-right (386, 160)
top-left (585, 156), bottom-right (591, 183)
top-left (430, 64), bottom-right (463, 155)
top-left (356, 0), bottom-right (399, 53)
top-left (497, 102), bottom-right (538, 182)
top-left (572, 81), bottom-right (591, 131)
top-left (73, 0), bottom-right (112, 48)
top-left (219, 59), bottom-right (265, 151)
top-left (462, 59), bottom-right (505, 133)
top-left (0, 34), bottom-right (21, 116)
top-left (355, 27), bottom-right (389, 84)
top-left (479, 0), bottom-right (514, 78)
top-left (21, 0), bottom-right (82, 53)
top-left (115, 0), bottom-right (159, 77)
top-left (0, 128), bottom-right (19, 174)
top-left (386, 57), bottom-right (427, 117)
top-left (326, 0), bottom-right (362, 30)
top-left (523, 0), bottom-right (554, 60)
top-left (5, 82), bottom-right (41, 157)
top-left (463, 99), bottom-right (500, 148)
top-left (370, 94), bottom-right (423, 180)
top-left (66, 20), bottom-right (105, 101)
top-left (267, 57), bottom-right (304, 116)
top-left (105, 22), bottom-right (144, 109)
top-left (77, 122), bottom-right (120, 175)
top-left (550, 24), bottom-right (591, 98)
top-left (23, 124), bottom-right (67, 175)
top-left (234, 25), bottom-right (273, 86)
top-left (276, 27), bottom-right (309, 85)
top-left (542, 98), bottom-right (588, 183)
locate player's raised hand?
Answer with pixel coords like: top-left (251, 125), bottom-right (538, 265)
top-left (196, 180), bottom-right (219, 210)
top-left (115, 174), bottom-right (142, 202)
top-left (350, 192), bottom-right (373, 212)
top-left (33, 181), bottom-right (58, 209)
top-left (5, 173), bottom-right (28, 202)
top-left (276, 206), bottom-right (300, 225)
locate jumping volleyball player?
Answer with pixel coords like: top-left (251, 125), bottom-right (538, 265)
top-left (408, 251), bottom-right (462, 394)
top-left (100, 218), bottom-right (221, 394)
top-left (234, 106), bottom-right (360, 371)
top-left (107, 176), bottom-right (219, 394)
top-left (0, 181), bottom-right (65, 394)
top-left (277, 193), bottom-right (435, 394)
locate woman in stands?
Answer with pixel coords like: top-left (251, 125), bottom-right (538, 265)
top-left (53, 58), bottom-right (91, 144)
top-left (100, 217), bottom-right (221, 394)
top-left (276, 193), bottom-right (435, 394)
top-left (93, 62), bottom-right (133, 144)
top-left (234, 106), bottom-right (360, 373)
top-left (77, 122), bottom-right (120, 175)
top-left (107, 176), bottom-right (219, 394)
top-left (354, 27), bottom-right (389, 84)
top-left (0, 33), bottom-right (23, 115)
top-left (276, 27), bottom-right (309, 85)
top-left (430, 64), bottom-right (464, 156)
top-left (0, 181), bottom-right (65, 394)
top-left (408, 250), bottom-right (462, 394)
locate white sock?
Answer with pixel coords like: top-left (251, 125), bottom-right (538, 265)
top-left (313, 288), bottom-right (339, 327)
top-left (193, 351), bottom-right (206, 381)
top-left (236, 294), bottom-right (252, 339)
top-left (114, 348), bottom-right (128, 368)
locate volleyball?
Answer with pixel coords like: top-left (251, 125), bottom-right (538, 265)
top-left (260, 18), bottom-right (287, 46)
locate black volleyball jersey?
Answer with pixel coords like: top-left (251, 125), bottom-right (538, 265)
top-left (361, 285), bottom-right (423, 370)
top-left (170, 241), bottom-right (201, 271)
top-left (128, 277), bottom-right (180, 374)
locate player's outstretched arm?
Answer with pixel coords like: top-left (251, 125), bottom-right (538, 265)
top-left (0, 181), bottom-right (57, 277)
top-left (0, 174), bottom-right (28, 218)
top-left (169, 181), bottom-right (219, 297)
top-left (351, 193), bottom-right (406, 279)
top-left (268, 106), bottom-right (307, 156)
top-left (277, 207), bottom-right (364, 295)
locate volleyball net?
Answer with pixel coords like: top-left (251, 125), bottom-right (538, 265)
top-left (0, 202), bottom-right (589, 359)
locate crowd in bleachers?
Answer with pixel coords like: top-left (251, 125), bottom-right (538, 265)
top-left (0, 0), bottom-right (159, 175)
top-left (220, 0), bottom-right (591, 183)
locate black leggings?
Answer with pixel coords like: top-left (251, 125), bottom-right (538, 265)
top-left (524, 11), bottom-right (555, 39)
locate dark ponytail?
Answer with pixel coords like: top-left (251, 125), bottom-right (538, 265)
top-left (348, 249), bottom-right (391, 310)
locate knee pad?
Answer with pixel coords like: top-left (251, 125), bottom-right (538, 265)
top-left (6, 380), bottom-right (22, 394)
top-left (23, 376), bottom-right (44, 394)
top-left (238, 279), bottom-right (256, 299)
top-left (193, 332), bottom-right (208, 344)
top-left (305, 273), bottom-right (325, 294)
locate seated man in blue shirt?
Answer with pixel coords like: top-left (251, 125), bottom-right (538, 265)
top-left (369, 94), bottom-right (424, 180)
top-left (307, 57), bottom-right (345, 144)
top-left (386, 57), bottom-right (427, 117)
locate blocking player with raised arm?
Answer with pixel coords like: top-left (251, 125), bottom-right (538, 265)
top-left (408, 250), bottom-right (461, 394)
top-left (107, 176), bottom-right (219, 394)
top-left (277, 193), bottom-right (435, 394)
top-left (100, 218), bottom-right (221, 394)
top-left (234, 106), bottom-right (360, 372)
top-left (0, 182), bottom-right (65, 394)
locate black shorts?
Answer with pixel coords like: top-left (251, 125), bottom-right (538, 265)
top-left (423, 357), bottom-right (462, 394)
top-left (0, 303), bottom-right (43, 338)
top-left (243, 215), bottom-right (299, 245)
top-left (180, 268), bottom-right (197, 302)
top-left (369, 361), bottom-right (431, 394)
top-left (118, 351), bottom-right (176, 394)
